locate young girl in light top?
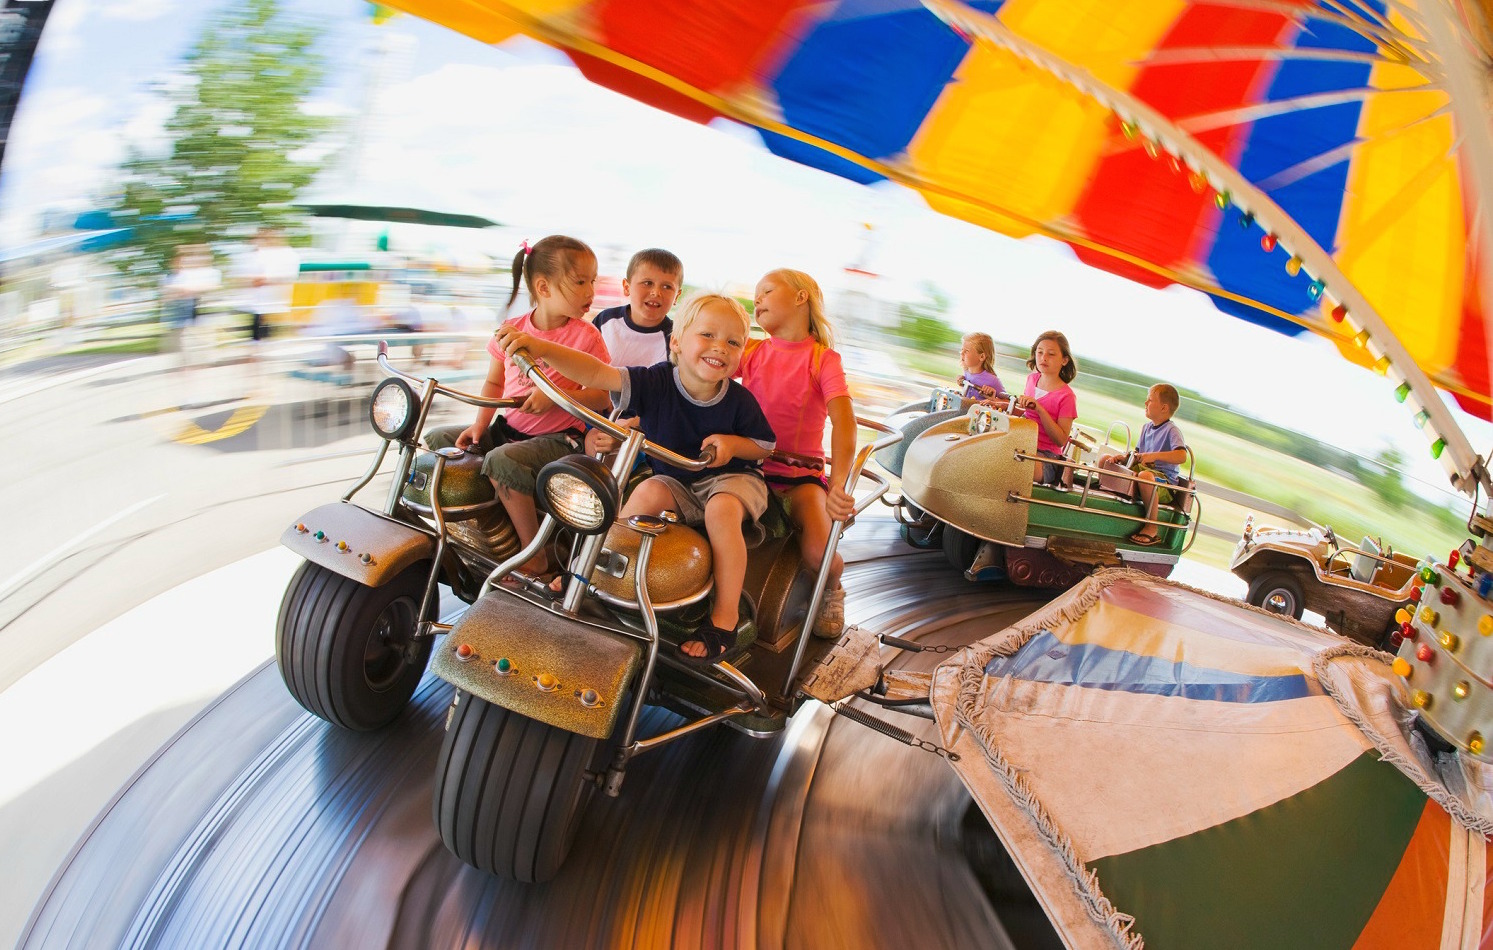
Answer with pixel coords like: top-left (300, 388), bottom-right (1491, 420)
top-left (1015, 330), bottom-right (1078, 484)
top-left (740, 269), bottom-right (856, 639)
top-left (959, 331), bottom-right (1005, 402)
top-left (423, 235), bottom-right (613, 579)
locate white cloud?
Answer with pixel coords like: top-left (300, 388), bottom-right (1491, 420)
top-left (98, 0), bottom-right (175, 20)
top-left (36, 0), bottom-right (92, 54)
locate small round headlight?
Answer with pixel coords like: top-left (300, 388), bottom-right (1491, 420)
top-left (370, 378), bottom-right (418, 442)
top-left (536, 454), bottom-right (620, 535)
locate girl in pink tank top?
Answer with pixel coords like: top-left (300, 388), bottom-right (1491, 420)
top-left (739, 269), bottom-right (856, 640)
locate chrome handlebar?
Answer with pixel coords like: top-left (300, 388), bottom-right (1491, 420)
top-left (377, 342), bottom-right (523, 412)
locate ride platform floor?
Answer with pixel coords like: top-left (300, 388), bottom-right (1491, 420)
top-left (14, 516), bottom-right (1242, 949)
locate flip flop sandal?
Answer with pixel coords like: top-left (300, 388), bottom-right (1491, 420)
top-left (1128, 531), bottom-right (1163, 546)
top-left (677, 622), bottom-right (741, 667)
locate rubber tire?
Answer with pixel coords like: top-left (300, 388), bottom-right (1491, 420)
top-left (943, 525), bottom-right (981, 572)
top-left (1246, 570), bottom-right (1306, 620)
top-left (899, 503), bottom-right (945, 550)
top-left (433, 693), bottom-right (599, 882)
top-left (276, 560), bottom-right (434, 731)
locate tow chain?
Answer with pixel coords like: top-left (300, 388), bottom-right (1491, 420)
top-left (830, 701), bottom-right (959, 761)
top-left (880, 634), bottom-right (959, 654)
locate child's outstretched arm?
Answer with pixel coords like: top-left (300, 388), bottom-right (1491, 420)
top-left (825, 395), bottom-right (856, 521)
top-left (1139, 447), bottom-right (1188, 467)
top-left (494, 326), bottom-right (624, 393)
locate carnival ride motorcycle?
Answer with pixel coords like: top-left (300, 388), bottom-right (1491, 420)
top-left (275, 343), bottom-right (903, 881)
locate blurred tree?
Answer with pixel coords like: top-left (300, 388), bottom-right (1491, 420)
top-left (107, 0), bottom-right (329, 284)
top-left (896, 281), bottom-right (960, 352)
top-left (1363, 445), bottom-right (1411, 509)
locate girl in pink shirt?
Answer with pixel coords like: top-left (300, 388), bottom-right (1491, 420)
top-left (1015, 330), bottom-right (1079, 484)
top-left (423, 235), bottom-right (613, 578)
top-left (739, 269), bottom-right (856, 639)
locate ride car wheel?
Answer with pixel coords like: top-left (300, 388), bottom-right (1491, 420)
top-left (943, 525), bottom-right (981, 572)
top-left (276, 560), bottom-right (434, 731)
top-left (433, 693), bottom-right (600, 882)
top-left (1246, 570), bottom-right (1306, 620)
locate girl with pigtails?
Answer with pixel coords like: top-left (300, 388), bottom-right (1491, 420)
top-left (423, 236), bottom-right (613, 581)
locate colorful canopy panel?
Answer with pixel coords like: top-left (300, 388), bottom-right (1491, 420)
top-left (930, 571), bottom-right (1493, 949)
top-left (385, 0), bottom-right (1492, 419)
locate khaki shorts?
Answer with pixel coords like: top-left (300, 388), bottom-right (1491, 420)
top-left (423, 423), bottom-right (582, 494)
top-left (1135, 462), bottom-right (1178, 505)
top-left (650, 472), bottom-right (770, 548)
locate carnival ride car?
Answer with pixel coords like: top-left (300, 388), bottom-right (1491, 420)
top-left (291, 0), bottom-right (1493, 944)
top-left (277, 344), bottom-right (906, 880)
top-left (877, 387), bottom-right (1198, 588)
top-left (1230, 520), bottom-right (1418, 647)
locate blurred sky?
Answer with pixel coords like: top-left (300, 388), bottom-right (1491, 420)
top-left (3, 0), bottom-right (1490, 504)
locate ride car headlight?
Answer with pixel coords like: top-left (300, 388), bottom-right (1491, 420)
top-left (369, 378), bottom-right (419, 442)
top-left (536, 454), bottom-right (620, 535)
top-left (930, 388), bottom-right (961, 412)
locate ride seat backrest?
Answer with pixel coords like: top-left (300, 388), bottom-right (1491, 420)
top-left (1096, 458), bottom-right (1137, 499)
top-left (1169, 477), bottom-right (1195, 517)
top-left (1350, 536), bottom-right (1380, 583)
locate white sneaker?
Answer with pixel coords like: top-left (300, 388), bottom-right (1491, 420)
top-left (813, 585), bottom-right (846, 639)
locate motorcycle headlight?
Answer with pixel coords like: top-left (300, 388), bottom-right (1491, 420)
top-left (370, 378), bottom-right (419, 442)
top-left (536, 454), bottom-right (620, 535)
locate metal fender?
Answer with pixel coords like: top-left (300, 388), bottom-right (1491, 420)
top-left (431, 589), bottom-right (644, 740)
top-left (901, 414), bottom-right (1037, 546)
top-left (280, 502), bottom-right (436, 587)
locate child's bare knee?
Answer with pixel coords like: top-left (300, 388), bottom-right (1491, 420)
top-left (705, 493), bottom-right (745, 523)
top-left (623, 479), bottom-right (670, 515)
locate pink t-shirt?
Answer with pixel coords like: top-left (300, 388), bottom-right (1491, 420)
top-left (1023, 370), bottom-right (1077, 455)
top-left (484, 310), bottom-right (610, 436)
top-left (738, 336), bottom-right (850, 481)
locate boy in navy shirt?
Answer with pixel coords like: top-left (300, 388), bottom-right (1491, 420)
top-left (591, 248), bottom-right (682, 366)
top-left (496, 293), bottom-right (775, 665)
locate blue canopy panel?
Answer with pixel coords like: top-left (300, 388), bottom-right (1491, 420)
top-left (1206, 6), bottom-right (1382, 322)
top-left (984, 630), bottom-right (1325, 704)
top-left (761, 0), bottom-right (1004, 178)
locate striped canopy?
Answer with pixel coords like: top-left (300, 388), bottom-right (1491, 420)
top-left (385, 0), bottom-right (1493, 421)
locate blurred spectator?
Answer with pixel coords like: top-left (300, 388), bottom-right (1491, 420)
top-left (162, 244), bottom-right (222, 367)
top-left (240, 228), bottom-right (299, 343)
top-left (304, 295), bottom-right (363, 369)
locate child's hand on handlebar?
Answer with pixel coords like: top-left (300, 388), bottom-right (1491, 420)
top-left (700, 434), bottom-right (734, 467)
top-left (494, 326), bottom-right (540, 360)
top-left (518, 387), bottom-right (553, 415)
top-left (826, 483), bottom-right (855, 522)
top-left (586, 417), bottom-right (635, 456)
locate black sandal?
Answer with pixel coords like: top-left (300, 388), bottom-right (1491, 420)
top-left (678, 622), bottom-right (740, 667)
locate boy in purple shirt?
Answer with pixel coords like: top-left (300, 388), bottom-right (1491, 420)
top-left (1099, 383), bottom-right (1188, 545)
